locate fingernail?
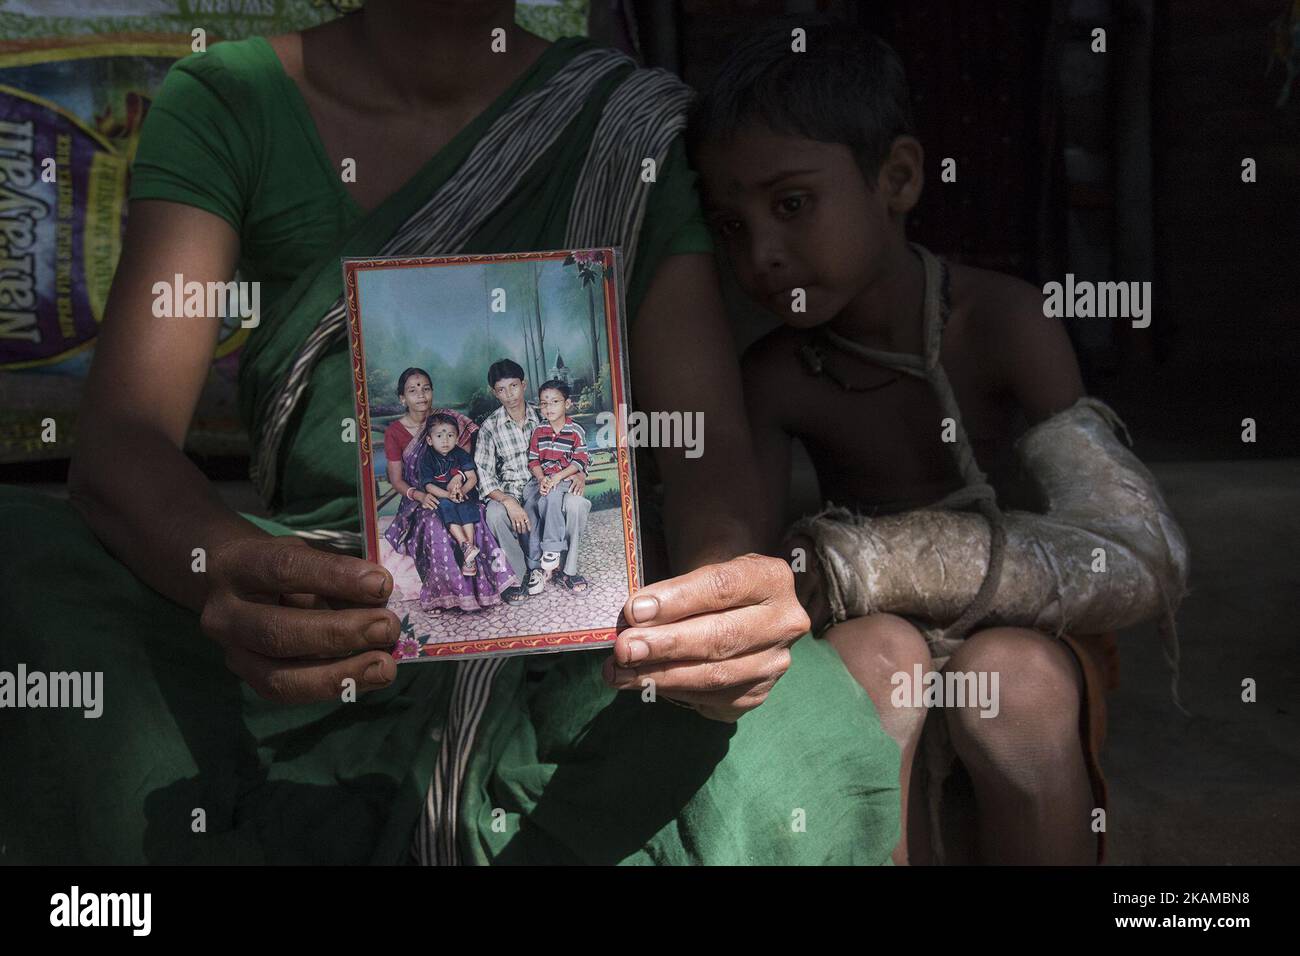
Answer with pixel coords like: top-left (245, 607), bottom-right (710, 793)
top-left (366, 619), bottom-right (393, 645)
top-left (631, 595), bottom-right (658, 624)
top-left (362, 571), bottom-right (390, 599)
top-left (364, 659), bottom-right (393, 685)
top-left (625, 639), bottom-right (649, 663)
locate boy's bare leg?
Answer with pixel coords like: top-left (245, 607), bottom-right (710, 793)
top-left (943, 627), bottom-right (1095, 865)
top-left (824, 613), bottom-right (932, 865)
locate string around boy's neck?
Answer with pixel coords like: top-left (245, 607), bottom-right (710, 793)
top-left (798, 243), bottom-right (950, 389)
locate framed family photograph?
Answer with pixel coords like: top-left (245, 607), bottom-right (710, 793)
top-left (342, 249), bottom-right (640, 661)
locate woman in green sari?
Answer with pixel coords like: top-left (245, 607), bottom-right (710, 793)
top-left (0, 0), bottom-right (899, 864)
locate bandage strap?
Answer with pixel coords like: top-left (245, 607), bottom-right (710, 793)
top-left (820, 244), bottom-right (1007, 643)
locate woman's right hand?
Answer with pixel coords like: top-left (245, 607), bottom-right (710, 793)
top-left (785, 532), bottom-right (832, 634)
top-left (199, 537), bottom-right (399, 703)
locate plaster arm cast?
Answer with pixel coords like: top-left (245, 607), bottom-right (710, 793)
top-left (790, 398), bottom-right (1191, 702)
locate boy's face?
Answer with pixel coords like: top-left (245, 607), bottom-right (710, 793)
top-left (538, 388), bottom-right (567, 426)
top-left (696, 125), bottom-right (903, 327)
top-left (491, 376), bottom-right (525, 410)
top-left (427, 423), bottom-right (457, 455)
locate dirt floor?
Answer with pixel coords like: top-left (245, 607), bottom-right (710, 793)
top-left (1100, 459), bottom-right (1300, 864)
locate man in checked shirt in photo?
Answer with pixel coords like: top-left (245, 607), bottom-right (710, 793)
top-left (475, 360), bottom-right (592, 604)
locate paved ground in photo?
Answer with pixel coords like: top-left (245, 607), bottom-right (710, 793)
top-left (387, 506), bottom-right (631, 645)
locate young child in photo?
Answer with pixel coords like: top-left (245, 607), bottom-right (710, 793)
top-left (687, 19), bottom-right (1175, 865)
top-left (418, 413), bottom-right (483, 577)
top-left (523, 380), bottom-right (591, 595)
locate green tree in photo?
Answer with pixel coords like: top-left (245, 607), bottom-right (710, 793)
top-left (564, 250), bottom-right (608, 384)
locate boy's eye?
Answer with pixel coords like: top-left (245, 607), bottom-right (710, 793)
top-left (775, 194), bottom-right (809, 217)
top-left (712, 218), bottom-right (745, 239)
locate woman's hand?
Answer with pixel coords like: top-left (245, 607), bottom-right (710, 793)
top-left (604, 553), bottom-right (810, 722)
top-left (785, 532), bottom-right (832, 634)
top-left (200, 537), bottom-right (399, 703)
top-left (418, 491), bottom-right (438, 510)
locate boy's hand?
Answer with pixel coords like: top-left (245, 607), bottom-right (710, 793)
top-left (604, 553), bottom-right (809, 722)
top-left (539, 476), bottom-right (554, 496)
top-left (199, 537), bottom-right (397, 703)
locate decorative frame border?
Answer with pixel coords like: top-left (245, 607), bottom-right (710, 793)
top-left (341, 248), bottom-right (639, 660)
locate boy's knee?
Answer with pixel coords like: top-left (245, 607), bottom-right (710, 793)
top-left (945, 627), bottom-right (1081, 748)
top-left (824, 613), bottom-right (931, 685)
top-left (563, 492), bottom-right (591, 518)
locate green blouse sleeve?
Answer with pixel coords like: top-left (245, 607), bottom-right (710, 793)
top-left (625, 134), bottom-right (715, 314)
top-left (661, 137), bottom-right (714, 256)
top-left (129, 50), bottom-right (256, 231)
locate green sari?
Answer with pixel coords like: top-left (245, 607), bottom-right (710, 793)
top-left (0, 36), bottom-right (900, 865)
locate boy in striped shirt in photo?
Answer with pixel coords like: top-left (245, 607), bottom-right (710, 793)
top-left (524, 379), bottom-right (591, 595)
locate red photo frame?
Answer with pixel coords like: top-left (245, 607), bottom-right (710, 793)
top-left (342, 249), bottom-right (641, 661)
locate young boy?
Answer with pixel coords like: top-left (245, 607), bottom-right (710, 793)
top-left (418, 413), bottom-right (482, 577)
top-left (523, 380), bottom-right (591, 595)
top-left (689, 21), bottom-right (1120, 865)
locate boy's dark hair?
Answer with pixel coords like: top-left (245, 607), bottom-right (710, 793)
top-left (687, 16), bottom-right (914, 183)
top-left (537, 379), bottom-right (570, 401)
top-left (487, 358), bottom-right (526, 389)
top-left (419, 412), bottom-right (461, 448)
top-left (426, 412), bottom-right (460, 432)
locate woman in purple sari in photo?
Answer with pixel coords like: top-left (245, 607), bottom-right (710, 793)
top-left (382, 368), bottom-right (515, 614)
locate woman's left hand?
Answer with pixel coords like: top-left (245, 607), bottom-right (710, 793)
top-left (604, 553), bottom-right (810, 722)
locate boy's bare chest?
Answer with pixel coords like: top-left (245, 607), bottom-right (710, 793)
top-left (783, 345), bottom-right (1012, 510)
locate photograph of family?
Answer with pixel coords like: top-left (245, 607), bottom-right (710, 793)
top-left (343, 249), bottom-right (639, 661)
